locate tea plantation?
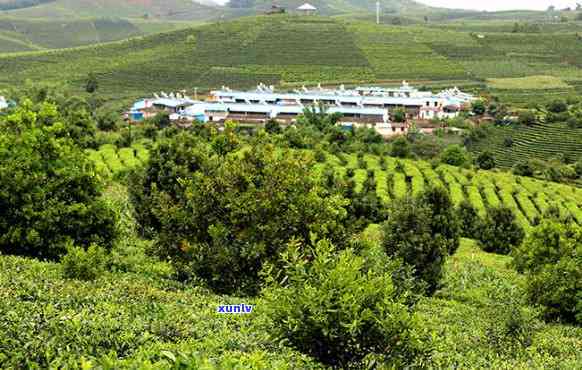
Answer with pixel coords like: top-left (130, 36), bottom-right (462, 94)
top-left (1, 15), bottom-right (582, 103)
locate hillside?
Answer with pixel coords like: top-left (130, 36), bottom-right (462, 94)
top-left (1, 15), bottom-right (582, 103)
top-left (0, 16), bottom-right (208, 51)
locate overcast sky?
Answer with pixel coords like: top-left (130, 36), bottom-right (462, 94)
top-left (416, 0), bottom-right (578, 11)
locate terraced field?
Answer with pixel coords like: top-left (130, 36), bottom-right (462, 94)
top-left (469, 122), bottom-right (582, 168)
top-left (313, 152), bottom-right (582, 231)
top-left (86, 142), bottom-right (149, 179)
top-left (1, 15), bottom-right (582, 103)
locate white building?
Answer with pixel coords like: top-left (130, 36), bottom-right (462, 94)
top-left (0, 96), bottom-right (7, 111)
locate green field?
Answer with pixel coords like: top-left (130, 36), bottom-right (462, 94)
top-left (468, 121), bottom-right (582, 169)
top-left (1, 15), bottom-right (582, 103)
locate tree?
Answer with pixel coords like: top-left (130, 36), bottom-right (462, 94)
top-left (390, 136), bottom-right (411, 158)
top-left (0, 101), bottom-right (117, 260)
top-left (547, 99), bottom-right (568, 114)
top-left (392, 107), bottom-right (406, 123)
top-left (513, 160), bottom-right (535, 177)
top-left (382, 187), bottom-right (460, 295)
top-left (261, 239), bottom-right (429, 368)
top-left (85, 73), bottom-right (98, 94)
top-left (457, 200), bottom-right (481, 238)
top-left (477, 206), bottom-right (525, 255)
top-left (517, 110), bottom-right (536, 126)
top-left (476, 150), bottom-right (496, 170)
top-left (136, 138), bottom-right (349, 295)
top-left (298, 102), bottom-right (342, 131)
top-left (440, 144), bottom-right (469, 167)
top-left (512, 221), bottom-right (582, 324)
top-left (471, 100), bottom-right (486, 115)
top-left (264, 119), bottom-right (282, 134)
top-left (96, 110), bottom-right (118, 131)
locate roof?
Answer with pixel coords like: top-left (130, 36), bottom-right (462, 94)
top-left (152, 98), bottom-right (196, 108)
top-left (297, 3), bottom-right (316, 10)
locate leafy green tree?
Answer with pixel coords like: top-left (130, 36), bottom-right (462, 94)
top-left (547, 99), bottom-right (568, 114)
top-left (457, 200), bottom-right (481, 238)
top-left (382, 187), bottom-right (459, 295)
top-left (264, 119), bottom-right (282, 134)
top-left (512, 221), bottom-right (582, 324)
top-left (298, 102), bottom-right (342, 131)
top-left (518, 110), bottom-right (536, 126)
top-left (471, 100), bottom-right (486, 115)
top-left (513, 160), bottom-right (535, 177)
top-left (85, 73), bottom-right (98, 94)
top-left (97, 110), bottom-right (118, 131)
top-left (392, 107), bottom-right (407, 123)
top-left (137, 138), bottom-right (349, 295)
top-left (440, 144), bottom-right (469, 167)
top-left (261, 239), bottom-right (429, 368)
top-left (0, 101), bottom-right (117, 259)
top-left (478, 206), bottom-right (525, 255)
top-left (476, 150), bottom-right (496, 170)
top-left (390, 136), bottom-right (411, 158)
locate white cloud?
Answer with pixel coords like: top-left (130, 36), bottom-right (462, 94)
top-left (415, 0), bottom-right (578, 11)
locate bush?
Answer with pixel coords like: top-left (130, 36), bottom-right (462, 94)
top-left (512, 160), bottom-right (535, 177)
top-left (390, 136), bottom-right (411, 158)
top-left (512, 222), bottom-right (582, 324)
top-left (476, 151), bottom-right (496, 170)
top-left (477, 207), bottom-right (525, 255)
top-left (141, 140), bottom-right (349, 295)
top-left (547, 99), bottom-right (568, 114)
top-left (471, 100), bottom-right (486, 115)
top-left (440, 145), bottom-right (469, 167)
top-left (517, 110), bottom-right (536, 126)
top-left (261, 239), bottom-right (429, 368)
top-left (457, 200), bottom-right (482, 238)
top-left (62, 243), bottom-right (108, 281)
top-left (382, 187), bottom-right (459, 295)
top-left (0, 101), bottom-right (117, 260)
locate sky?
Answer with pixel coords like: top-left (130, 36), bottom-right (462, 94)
top-left (416, 0), bottom-right (578, 11)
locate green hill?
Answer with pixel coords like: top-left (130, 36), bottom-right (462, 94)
top-left (2, 15), bottom-right (582, 102)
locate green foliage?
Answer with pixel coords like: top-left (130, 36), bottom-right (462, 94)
top-left (0, 101), bottom-right (117, 260)
top-left (512, 221), bottom-right (582, 324)
top-left (478, 206), bottom-right (525, 255)
top-left (392, 107), bottom-right (407, 123)
top-left (390, 136), bottom-right (411, 158)
top-left (476, 150), bottom-right (496, 170)
top-left (440, 144), bottom-right (469, 166)
top-left (62, 243), bottom-right (108, 281)
top-left (547, 99), bottom-right (568, 114)
top-left (517, 110), bottom-right (536, 125)
top-left (261, 239), bottom-right (429, 368)
top-left (382, 187), bottom-right (460, 295)
top-left (471, 100), bottom-right (486, 115)
top-left (85, 72), bottom-right (98, 94)
top-left (140, 138), bottom-right (348, 295)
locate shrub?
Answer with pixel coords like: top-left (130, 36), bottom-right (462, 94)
top-left (144, 142), bottom-right (349, 295)
top-left (471, 100), bottom-right (486, 115)
top-left (478, 207), bottom-right (525, 255)
top-left (513, 160), bottom-right (535, 177)
top-left (382, 187), bottom-right (459, 295)
top-left (440, 145), bottom-right (469, 167)
top-left (392, 107), bottom-right (407, 123)
top-left (476, 151), bottom-right (496, 170)
top-left (390, 136), bottom-right (411, 158)
top-left (547, 99), bottom-right (568, 114)
top-left (313, 148), bottom-right (326, 163)
top-left (0, 101), bottom-right (117, 259)
top-left (261, 239), bottom-right (429, 368)
top-left (512, 222), bottom-right (582, 324)
top-left (62, 243), bottom-right (108, 281)
top-left (457, 200), bottom-right (481, 238)
top-left (517, 110), bottom-right (536, 126)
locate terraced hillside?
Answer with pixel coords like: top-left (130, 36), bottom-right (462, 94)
top-left (88, 141), bottom-right (582, 232)
top-left (469, 122), bottom-right (582, 168)
top-left (2, 15), bottom-right (582, 103)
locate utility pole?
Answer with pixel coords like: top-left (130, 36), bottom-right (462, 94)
top-left (376, 1), bottom-right (380, 25)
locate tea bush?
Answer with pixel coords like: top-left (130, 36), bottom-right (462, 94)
top-left (261, 239), bottom-right (430, 368)
top-left (62, 243), bottom-right (108, 281)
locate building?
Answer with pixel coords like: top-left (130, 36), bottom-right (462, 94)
top-left (127, 82), bottom-right (475, 137)
top-left (297, 3), bottom-right (317, 14)
top-left (0, 96), bottom-right (7, 111)
top-left (210, 81), bottom-right (474, 121)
